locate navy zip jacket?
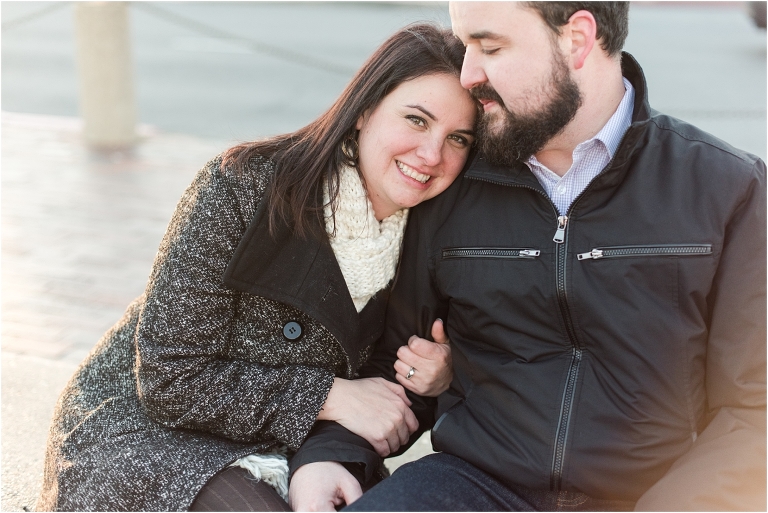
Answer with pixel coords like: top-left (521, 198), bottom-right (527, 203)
top-left (291, 53), bottom-right (766, 510)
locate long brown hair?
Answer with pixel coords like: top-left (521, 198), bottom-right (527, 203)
top-left (222, 23), bottom-right (466, 238)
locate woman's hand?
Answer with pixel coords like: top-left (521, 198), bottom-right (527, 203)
top-left (394, 319), bottom-right (452, 397)
top-left (317, 377), bottom-right (418, 457)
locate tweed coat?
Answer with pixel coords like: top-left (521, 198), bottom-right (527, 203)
top-left (36, 155), bottom-right (388, 511)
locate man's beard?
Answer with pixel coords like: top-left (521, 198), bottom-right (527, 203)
top-left (472, 51), bottom-right (583, 167)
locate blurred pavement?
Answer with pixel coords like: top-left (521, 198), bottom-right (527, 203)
top-left (1, 1), bottom-right (766, 511)
top-left (1, 113), bottom-right (232, 511)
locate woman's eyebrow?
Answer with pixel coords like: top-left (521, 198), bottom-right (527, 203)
top-left (406, 104), bottom-right (437, 121)
top-left (406, 104), bottom-right (474, 135)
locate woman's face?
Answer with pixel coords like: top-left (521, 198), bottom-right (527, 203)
top-left (355, 73), bottom-right (477, 220)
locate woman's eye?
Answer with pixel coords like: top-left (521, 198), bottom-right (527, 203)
top-left (449, 134), bottom-right (470, 147)
top-left (481, 48), bottom-right (500, 55)
top-left (406, 115), bottom-right (426, 127)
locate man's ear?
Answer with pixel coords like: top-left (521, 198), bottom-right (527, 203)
top-left (564, 10), bottom-right (597, 70)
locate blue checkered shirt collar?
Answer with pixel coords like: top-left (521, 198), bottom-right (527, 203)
top-left (526, 77), bottom-right (634, 215)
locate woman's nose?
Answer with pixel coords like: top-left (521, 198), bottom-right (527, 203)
top-left (416, 137), bottom-right (443, 167)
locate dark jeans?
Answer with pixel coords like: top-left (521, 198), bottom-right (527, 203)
top-left (343, 453), bottom-right (635, 512)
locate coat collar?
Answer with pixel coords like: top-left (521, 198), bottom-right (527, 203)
top-left (222, 183), bottom-right (386, 375)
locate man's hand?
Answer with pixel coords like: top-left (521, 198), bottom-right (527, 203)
top-left (289, 462), bottom-right (362, 512)
top-left (317, 377), bottom-right (418, 456)
top-left (394, 319), bottom-right (452, 397)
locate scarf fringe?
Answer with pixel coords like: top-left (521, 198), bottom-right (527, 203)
top-left (231, 450), bottom-right (290, 500)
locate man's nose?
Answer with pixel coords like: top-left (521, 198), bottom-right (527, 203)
top-left (460, 49), bottom-right (487, 90)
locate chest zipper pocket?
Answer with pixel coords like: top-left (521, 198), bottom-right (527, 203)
top-left (442, 247), bottom-right (541, 260)
top-left (577, 244), bottom-right (712, 261)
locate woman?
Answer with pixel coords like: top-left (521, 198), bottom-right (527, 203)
top-left (37, 23), bottom-right (477, 512)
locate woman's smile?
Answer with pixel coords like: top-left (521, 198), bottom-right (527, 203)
top-left (396, 160), bottom-right (430, 184)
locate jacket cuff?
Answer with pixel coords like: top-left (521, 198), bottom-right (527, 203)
top-left (289, 421), bottom-right (381, 486)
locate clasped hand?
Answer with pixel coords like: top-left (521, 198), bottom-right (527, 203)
top-left (394, 318), bottom-right (452, 397)
top-left (318, 376), bottom-right (417, 457)
top-left (317, 319), bottom-right (452, 457)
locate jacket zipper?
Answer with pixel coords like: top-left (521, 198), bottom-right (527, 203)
top-left (553, 216), bottom-right (568, 243)
top-left (442, 247), bottom-right (541, 259)
top-left (550, 213), bottom-right (581, 491)
top-left (546, 128), bottom-right (642, 489)
top-left (577, 244), bottom-right (712, 260)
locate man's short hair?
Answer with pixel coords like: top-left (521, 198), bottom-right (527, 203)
top-left (522, 2), bottom-right (630, 57)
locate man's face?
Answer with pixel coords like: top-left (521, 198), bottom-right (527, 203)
top-left (450, 2), bottom-right (582, 165)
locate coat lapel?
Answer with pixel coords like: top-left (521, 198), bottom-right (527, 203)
top-left (222, 189), bottom-right (376, 374)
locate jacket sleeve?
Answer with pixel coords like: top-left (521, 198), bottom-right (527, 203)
top-left (635, 159), bottom-right (767, 511)
top-left (135, 157), bottom-right (335, 449)
top-left (290, 196), bottom-right (448, 482)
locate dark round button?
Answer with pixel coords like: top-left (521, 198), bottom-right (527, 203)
top-left (282, 321), bottom-right (303, 341)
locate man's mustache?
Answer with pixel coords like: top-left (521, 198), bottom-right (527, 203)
top-left (470, 84), bottom-right (507, 110)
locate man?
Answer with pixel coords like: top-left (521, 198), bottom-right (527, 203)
top-left (289, 2), bottom-right (767, 510)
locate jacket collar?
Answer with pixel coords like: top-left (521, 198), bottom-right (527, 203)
top-left (222, 184), bottom-right (384, 375)
top-left (464, 51), bottom-right (653, 187)
top-left (621, 52), bottom-right (652, 124)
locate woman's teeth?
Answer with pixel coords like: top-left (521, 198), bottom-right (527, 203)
top-left (397, 161), bottom-right (430, 183)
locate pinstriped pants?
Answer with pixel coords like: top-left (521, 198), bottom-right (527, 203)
top-left (190, 466), bottom-right (291, 512)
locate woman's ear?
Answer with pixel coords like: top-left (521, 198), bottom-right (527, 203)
top-left (356, 111), bottom-right (369, 131)
top-left (565, 10), bottom-right (597, 70)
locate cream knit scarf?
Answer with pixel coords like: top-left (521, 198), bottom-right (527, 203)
top-left (324, 165), bottom-right (409, 312)
top-left (232, 167), bottom-right (408, 500)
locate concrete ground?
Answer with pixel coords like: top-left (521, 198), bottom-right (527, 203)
top-left (1, 354), bottom-right (81, 512)
top-left (1, 113), bottom-right (230, 511)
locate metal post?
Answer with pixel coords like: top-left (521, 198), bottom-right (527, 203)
top-left (73, 2), bottom-right (136, 149)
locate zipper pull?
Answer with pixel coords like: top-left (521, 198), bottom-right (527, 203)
top-left (553, 216), bottom-right (568, 244)
top-left (577, 249), bottom-right (604, 260)
top-left (519, 249), bottom-right (541, 257)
